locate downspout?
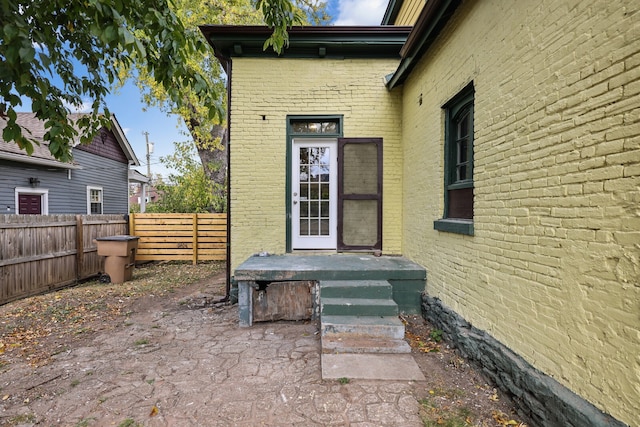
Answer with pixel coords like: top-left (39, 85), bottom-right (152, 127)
top-left (224, 57), bottom-right (233, 302)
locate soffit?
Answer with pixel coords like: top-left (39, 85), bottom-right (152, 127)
top-left (199, 25), bottom-right (412, 61)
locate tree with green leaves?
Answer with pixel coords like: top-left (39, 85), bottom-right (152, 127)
top-left (145, 140), bottom-right (223, 213)
top-left (124, 0), bottom-right (329, 210)
top-left (0, 0), bottom-right (307, 162)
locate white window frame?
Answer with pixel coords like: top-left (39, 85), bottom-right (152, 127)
top-left (87, 186), bottom-right (103, 214)
top-left (14, 187), bottom-right (49, 215)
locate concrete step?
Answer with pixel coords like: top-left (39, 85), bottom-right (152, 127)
top-left (322, 353), bottom-right (425, 380)
top-left (320, 280), bottom-right (392, 299)
top-left (321, 315), bottom-right (405, 340)
top-left (321, 297), bottom-right (399, 317)
top-left (322, 334), bottom-right (411, 354)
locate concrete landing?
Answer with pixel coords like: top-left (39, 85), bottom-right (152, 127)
top-left (322, 353), bottom-right (426, 381)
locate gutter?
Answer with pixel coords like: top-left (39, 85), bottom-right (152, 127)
top-left (225, 57), bottom-right (232, 303)
top-left (213, 49), bottom-right (233, 303)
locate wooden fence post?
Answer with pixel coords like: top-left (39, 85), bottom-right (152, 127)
top-left (76, 215), bottom-right (84, 281)
top-left (192, 213), bottom-right (198, 265)
top-left (129, 213), bottom-right (136, 237)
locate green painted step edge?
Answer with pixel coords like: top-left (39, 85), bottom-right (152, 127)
top-left (320, 280), bottom-right (392, 299)
top-left (321, 298), bottom-right (398, 316)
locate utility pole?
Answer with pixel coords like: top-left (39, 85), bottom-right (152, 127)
top-left (141, 132), bottom-right (154, 213)
top-left (144, 131), bottom-right (153, 178)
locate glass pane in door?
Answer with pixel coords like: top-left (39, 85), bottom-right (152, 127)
top-left (299, 146), bottom-right (331, 236)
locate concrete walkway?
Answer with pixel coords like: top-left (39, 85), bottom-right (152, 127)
top-left (2, 299), bottom-right (425, 426)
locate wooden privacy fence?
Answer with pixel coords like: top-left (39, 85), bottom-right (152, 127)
top-left (0, 214), bottom-right (128, 305)
top-left (129, 213), bottom-right (227, 264)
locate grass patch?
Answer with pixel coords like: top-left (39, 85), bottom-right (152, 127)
top-left (8, 413), bottom-right (37, 424)
top-left (118, 419), bottom-right (142, 427)
top-left (75, 417), bottom-right (96, 427)
top-left (134, 339), bottom-right (149, 346)
top-left (338, 377), bottom-right (350, 385)
top-left (420, 388), bottom-right (472, 427)
top-left (429, 329), bottom-right (443, 342)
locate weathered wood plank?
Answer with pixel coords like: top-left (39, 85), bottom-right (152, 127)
top-left (252, 281), bottom-right (314, 322)
top-left (0, 214), bottom-right (127, 305)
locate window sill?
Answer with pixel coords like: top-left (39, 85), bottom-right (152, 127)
top-left (434, 219), bottom-right (474, 236)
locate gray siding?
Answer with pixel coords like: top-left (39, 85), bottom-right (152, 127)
top-left (69, 151), bottom-right (129, 214)
top-left (0, 151), bottom-right (129, 215)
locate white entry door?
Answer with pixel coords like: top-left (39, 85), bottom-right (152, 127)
top-left (292, 139), bottom-right (337, 249)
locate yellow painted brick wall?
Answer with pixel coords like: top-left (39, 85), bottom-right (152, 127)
top-left (230, 58), bottom-right (403, 271)
top-left (395, 0), bottom-right (423, 26)
top-left (401, 0), bottom-right (639, 425)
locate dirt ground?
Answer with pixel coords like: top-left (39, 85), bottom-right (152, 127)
top-left (0, 262), bottom-right (530, 426)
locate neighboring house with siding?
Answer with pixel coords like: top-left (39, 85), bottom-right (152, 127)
top-left (200, 0), bottom-right (639, 425)
top-left (0, 113), bottom-right (142, 215)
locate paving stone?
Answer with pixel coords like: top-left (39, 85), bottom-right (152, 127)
top-left (1, 300), bottom-right (428, 426)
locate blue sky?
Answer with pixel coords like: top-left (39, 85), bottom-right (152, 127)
top-left (19, 1), bottom-right (388, 178)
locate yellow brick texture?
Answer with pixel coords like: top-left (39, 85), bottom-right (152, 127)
top-left (230, 58), bottom-right (403, 271)
top-left (400, 0), bottom-right (640, 424)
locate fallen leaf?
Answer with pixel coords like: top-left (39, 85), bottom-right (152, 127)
top-left (2, 395), bottom-right (9, 400)
top-left (150, 405), bottom-right (159, 417)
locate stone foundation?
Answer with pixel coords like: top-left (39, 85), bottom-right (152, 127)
top-left (421, 294), bottom-right (627, 427)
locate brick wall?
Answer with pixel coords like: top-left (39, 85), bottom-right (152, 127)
top-left (401, 0), bottom-right (639, 425)
top-left (229, 58), bottom-right (403, 271)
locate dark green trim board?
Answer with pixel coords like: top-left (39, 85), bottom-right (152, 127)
top-left (386, 0), bottom-right (461, 88)
top-left (381, 0), bottom-right (403, 25)
top-left (199, 26), bottom-right (412, 61)
top-left (433, 219), bottom-right (474, 235)
top-left (286, 115), bottom-right (343, 253)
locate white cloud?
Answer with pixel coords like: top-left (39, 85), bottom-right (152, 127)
top-left (122, 127), bottom-right (131, 135)
top-left (333, 0), bottom-right (388, 26)
top-left (62, 99), bottom-right (92, 114)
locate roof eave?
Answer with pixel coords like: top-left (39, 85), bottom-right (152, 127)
top-left (109, 114), bottom-right (140, 166)
top-left (128, 169), bottom-right (149, 183)
top-left (0, 151), bottom-right (81, 170)
top-left (199, 25), bottom-right (412, 60)
top-left (386, 0), bottom-right (461, 89)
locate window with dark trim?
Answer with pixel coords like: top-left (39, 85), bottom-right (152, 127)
top-left (434, 82), bottom-right (474, 235)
